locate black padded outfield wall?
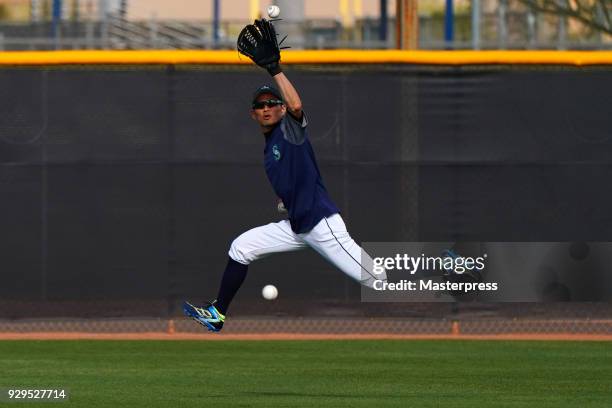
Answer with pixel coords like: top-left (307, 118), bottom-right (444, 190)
top-left (0, 65), bottom-right (611, 318)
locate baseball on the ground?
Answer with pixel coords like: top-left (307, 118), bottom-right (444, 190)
top-left (267, 5), bottom-right (280, 18)
top-left (262, 284), bottom-right (278, 300)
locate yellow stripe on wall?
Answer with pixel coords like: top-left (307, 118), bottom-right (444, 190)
top-left (0, 50), bottom-right (610, 66)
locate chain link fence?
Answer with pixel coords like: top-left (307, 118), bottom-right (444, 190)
top-left (2, 316), bottom-right (611, 335)
top-left (1, 302), bottom-right (612, 335)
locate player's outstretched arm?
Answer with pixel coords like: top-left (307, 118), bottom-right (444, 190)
top-left (237, 19), bottom-right (302, 118)
top-left (273, 72), bottom-right (303, 119)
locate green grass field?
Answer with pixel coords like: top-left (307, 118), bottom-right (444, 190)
top-left (0, 340), bottom-right (610, 407)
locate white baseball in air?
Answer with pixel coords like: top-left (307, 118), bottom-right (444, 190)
top-left (267, 5), bottom-right (280, 18)
top-left (262, 284), bottom-right (278, 300)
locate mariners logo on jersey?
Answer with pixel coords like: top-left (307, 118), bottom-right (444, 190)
top-left (272, 144), bottom-right (281, 161)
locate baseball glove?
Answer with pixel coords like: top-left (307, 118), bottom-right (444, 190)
top-left (237, 19), bottom-right (283, 76)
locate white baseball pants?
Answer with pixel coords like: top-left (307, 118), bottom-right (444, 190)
top-left (228, 213), bottom-right (386, 288)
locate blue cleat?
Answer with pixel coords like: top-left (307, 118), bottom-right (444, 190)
top-left (183, 300), bottom-right (225, 332)
top-left (441, 248), bottom-right (483, 289)
top-left (441, 249), bottom-right (460, 277)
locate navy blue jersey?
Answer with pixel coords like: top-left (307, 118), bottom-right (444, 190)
top-left (264, 112), bottom-right (339, 233)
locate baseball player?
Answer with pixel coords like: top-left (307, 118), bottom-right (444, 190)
top-left (183, 19), bottom-right (387, 332)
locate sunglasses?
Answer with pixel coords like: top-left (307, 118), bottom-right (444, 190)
top-left (252, 99), bottom-right (284, 109)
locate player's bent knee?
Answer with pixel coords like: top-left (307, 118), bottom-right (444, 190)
top-left (228, 238), bottom-right (252, 265)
